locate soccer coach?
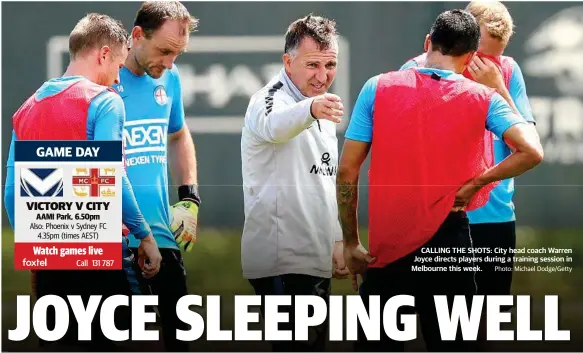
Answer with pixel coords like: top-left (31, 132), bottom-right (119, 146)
top-left (240, 14), bottom-right (349, 351)
top-left (337, 10), bottom-right (543, 352)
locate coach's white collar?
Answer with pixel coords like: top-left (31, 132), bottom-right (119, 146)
top-left (280, 68), bottom-right (308, 103)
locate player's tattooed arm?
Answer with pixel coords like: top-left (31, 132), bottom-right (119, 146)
top-left (336, 139), bottom-right (371, 245)
top-left (337, 178), bottom-right (360, 245)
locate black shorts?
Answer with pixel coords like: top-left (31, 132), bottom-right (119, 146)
top-left (249, 274), bottom-right (331, 352)
top-left (470, 221), bottom-right (516, 309)
top-left (356, 211), bottom-right (478, 352)
top-left (35, 269), bottom-right (132, 351)
top-left (129, 247), bottom-right (190, 352)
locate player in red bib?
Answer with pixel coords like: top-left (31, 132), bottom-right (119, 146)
top-left (337, 10), bottom-right (543, 351)
top-left (4, 14), bottom-right (161, 351)
top-left (401, 2), bottom-right (541, 348)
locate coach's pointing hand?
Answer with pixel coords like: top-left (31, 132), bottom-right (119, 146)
top-left (138, 234), bottom-right (162, 278)
top-left (311, 93), bottom-right (344, 123)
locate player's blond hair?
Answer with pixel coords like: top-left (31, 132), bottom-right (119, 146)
top-left (69, 13), bottom-right (128, 59)
top-left (465, 1), bottom-right (514, 45)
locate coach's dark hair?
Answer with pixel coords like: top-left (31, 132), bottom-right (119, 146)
top-left (134, 1), bottom-right (198, 38)
top-left (429, 9), bottom-right (480, 56)
top-left (284, 14), bottom-right (338, 54)
top-left (69, 13), bottom-right (128, 59)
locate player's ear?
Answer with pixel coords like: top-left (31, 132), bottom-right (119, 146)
top-left (98, 46), bottom-right (111, 64)
top-left (282, 52), bottom-right (293, 71)
top-left (424, 34), bottom-right (430, 52)
top-left (132, 26), bottom-right (146, 42)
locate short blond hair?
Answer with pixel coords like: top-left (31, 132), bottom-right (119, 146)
top-left (69, 13), bottom-right (128, 59)
top-left (465, 1), bottom-right (514, 45)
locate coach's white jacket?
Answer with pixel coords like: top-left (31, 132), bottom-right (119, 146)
top-left (240, 68), bottom-right (342, 279)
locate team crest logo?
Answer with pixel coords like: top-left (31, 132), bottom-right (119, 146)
top-left (72, 168), bottom-right (116, 197)
top-left (20, 168), bottom-right (64, 197)
top-left (154, 85), bottom-right (168, 105)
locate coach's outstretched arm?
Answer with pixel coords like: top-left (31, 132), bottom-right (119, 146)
top-left (245, 92), bottom-right (344, 144)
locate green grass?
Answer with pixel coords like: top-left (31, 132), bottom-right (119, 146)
top-left (2, 227), bottom-right (583, 351)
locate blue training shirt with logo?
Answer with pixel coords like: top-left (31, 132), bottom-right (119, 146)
top-left (345, 67), bottom-right (529, 223)
top-left (399, 59), bottom-right (536, 224)
top-left (4, 76), bottom-right (150, 238)
top-left (113, 64), bottom-right (185, 250)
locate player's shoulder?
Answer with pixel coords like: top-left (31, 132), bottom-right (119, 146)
top-left (399, 52), bottom-right (425, 70)
top-left (167, 63), bottom-right (182, 82)
top-left (90, 88), bottom-right (125, 112)
top-left (95, 87), bottom-right (123, 103)
top-left (170, 63), bottom-right (180, 74)
top-left (501, 55), bottom-right (517, 65)
top-left (357, 74), bottom-right (382, 94)
top-left (501, 55), bottom-right (522, 73)
top-left (366, 74), bottom-right (382, 85)
top-left (376, 69), bottom-right (417, 86)
top-left (463, 75), bottom-right (495, 92)
top-left (454, 75), bottom-right (498, 102)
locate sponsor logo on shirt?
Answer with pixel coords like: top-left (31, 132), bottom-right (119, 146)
top-left (123, 119), bottom-right (168, 166)
top-left (309, 152), bottom-right (338, 176)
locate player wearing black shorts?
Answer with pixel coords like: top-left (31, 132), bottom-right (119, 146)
top-left (355, 211), bottom-right (478, 352)
top-left (471, 222), bottom-right (516, 299)
top-left (337, 9), bottom-right (543, 353)
top-left (128, 247), bottom-right (190, 351)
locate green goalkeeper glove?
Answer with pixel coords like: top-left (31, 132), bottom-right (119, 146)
top-left (170, 185), bottom-right (201, 252)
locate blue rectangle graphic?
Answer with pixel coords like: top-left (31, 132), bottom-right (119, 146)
top-left (20, 168), bottom-right (64, 197)
top-left (14, 140), bottom-right (123, 162)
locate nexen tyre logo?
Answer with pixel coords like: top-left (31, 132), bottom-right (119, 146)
top-left (123, 119), bottom-right (167, 155)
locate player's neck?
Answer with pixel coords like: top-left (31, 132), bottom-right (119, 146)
top-left (124, 51), bottom-right (146, 76)
top-left (424, 53), bottom-right (463, 74)
top-left (63, 62), bottom-right (99, 83)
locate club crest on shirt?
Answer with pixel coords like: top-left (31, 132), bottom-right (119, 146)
top-left (153, 85), bottom-right (168, 106)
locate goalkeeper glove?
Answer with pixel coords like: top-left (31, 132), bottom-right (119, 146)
top-left (170, 185), bottom-right (201, 252)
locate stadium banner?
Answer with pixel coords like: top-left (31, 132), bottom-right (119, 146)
top-left (13, 140), bottom-right (123, 270)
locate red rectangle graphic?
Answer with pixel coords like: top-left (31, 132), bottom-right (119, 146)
top-left (14, 242), bottom-right (122, 270)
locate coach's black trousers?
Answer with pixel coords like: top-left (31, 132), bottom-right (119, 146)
top-left (130, 247), bottom-right (190, 352)
top-left (249, 274), bottom-right (331, 352)
top-left (35, 269), bottom-right (132, 351)
top-left (356, 211), bottom-right (478, 352)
